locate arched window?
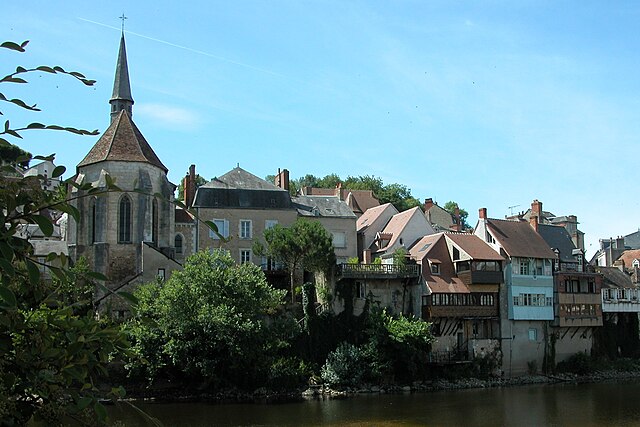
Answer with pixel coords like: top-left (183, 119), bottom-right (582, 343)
top-left (152, 198), bottom-right (158, 246)
top-left (118, 195), bottom-right (132, 243)
top-left (88, 197), bottom-right (97, 244)
top-left (175, 234), bottom-right (183, 254)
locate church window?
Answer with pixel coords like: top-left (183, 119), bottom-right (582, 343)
top-left (118, 195), bottom-right (132, 243)
top-left (89, 197), bottom-right (97, 244)
top-left (152, 198), bottom-right (159, 245)
top-left (175, 234), bottom-right (183, 254)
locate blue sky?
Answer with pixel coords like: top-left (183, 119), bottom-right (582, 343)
top-left (2, 1), bottom-right (639, 256)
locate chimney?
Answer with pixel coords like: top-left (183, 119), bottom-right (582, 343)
top-left (451, 207), bottom-right (461, 232)
top-left (531, 199), bottom-right (542, 219)
top-left (274, 168), bottom-right (290, 192)
top-left (424, 198), bottom-right (434, 211)
top-left (363, 249), bottom-right (372, 264)
top-left (529, 214), bottom-right (539, 232)
top-left (479, 207), bottom-right (487, 219)
top-left (335, 182), bottom-right (342, 199)
top-left (616, 236), bottom-right (625, 250)
top-left (184, 164), bottom-right (196, 207)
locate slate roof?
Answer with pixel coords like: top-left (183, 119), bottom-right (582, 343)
top-left (193, 167), bottom-right (293, 209)
top-left (537, 223), bottom-right (578, 263)
top-left (201, 167), bottom-right (284, 191)
top-left (293, 195), bottom-right (356, 218)
top-left (596, 267), bottom-right (634, 288)
top-left (111, 35), bottom-right (133, 104)
top-left (625, 230), bottom-right (640, 249)
top-left (302, 187), bottom-right (380, 215)
top-left (77, 110), bottom-right (167, 172)
top-left (486, 218), bottom-right (557, 259)
top-left (444, 233), bottom-right (504, 261)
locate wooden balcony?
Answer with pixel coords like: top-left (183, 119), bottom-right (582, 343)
top-left (337, 263), bottom-right (420, 279)
top-left (458, 270), bottom-right (503, 286)
top-left (422, 293), bottom-right (499, 319)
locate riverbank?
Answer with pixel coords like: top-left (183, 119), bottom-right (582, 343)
top-left (122, 366), bottom-right (640, 405)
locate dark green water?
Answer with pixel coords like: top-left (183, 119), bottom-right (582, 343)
top-left (110, 381), bottom-right (640, 426)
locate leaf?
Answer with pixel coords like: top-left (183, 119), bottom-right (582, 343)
top-left (32, 214), bottom-right (54, 236)
top-left (86, 271), bottom-right (108, 281)
top-left (77, 396), bottom-right (93, 411)
top-left (0, 285), bottom-right (17, 307)
top-left (51, 165), bottom-right (66, 178)
top-left (26, 122), bottom-right (46, 129)
top-left (0, 41), bottom-right (26, 52)
top-left (117, 291), bottom-right (138, 306)
top-left (36, 66), bottom-right (56, 74)
top-left (25, 258), bottom-right (40, 285)
top-left (94, 401), bottom-right (107, 422)
top-left (0, 258), bottom-right (15, 278)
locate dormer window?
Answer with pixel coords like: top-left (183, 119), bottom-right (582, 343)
top-left (430, 261), bottom-right (440, 275)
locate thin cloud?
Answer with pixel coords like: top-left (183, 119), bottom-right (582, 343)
top-left (77, 17), bottom-right (287, 78)
top-left (136, 103), bottom-right (201, 129)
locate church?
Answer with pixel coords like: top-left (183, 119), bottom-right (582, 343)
top-left (67, 34), bottom-right (181, 314)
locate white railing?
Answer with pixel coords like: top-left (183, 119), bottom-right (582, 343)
top-left (602, 288), bottom-right (640, 302)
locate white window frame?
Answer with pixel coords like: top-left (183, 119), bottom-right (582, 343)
top-left (356, 281), bottom-right (366, 299)
top-left (528, 328), bottom-right (537, 341)
top-left (431, 262), bottom-right (440, 275)
top-left (209, 219), bottom-right (229, 239)
top-left (332, 231), bottom-right (347, 248)
top-left (265, 219), bottom-right (278, 230)
top-left (240, 249), bottom-right (252, 265)
top-left (239, 219), bottom-right (252, 239)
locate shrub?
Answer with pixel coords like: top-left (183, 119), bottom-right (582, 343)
top-left (268, 357), bottom-right (312, 390)
top-left (556, 352), bottom-right (593, 375)
top-left (321, 342), bottom-right (365, 388)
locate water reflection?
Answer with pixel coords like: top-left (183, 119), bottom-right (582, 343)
top-left (110, 381), bottom-right (640, 426)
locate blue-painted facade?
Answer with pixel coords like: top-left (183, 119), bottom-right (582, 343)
top-left (505, 264), bottom-right (554, 320)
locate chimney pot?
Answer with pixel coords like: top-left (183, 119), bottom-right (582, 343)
top-left (479, 207), bottom-right (487, 219)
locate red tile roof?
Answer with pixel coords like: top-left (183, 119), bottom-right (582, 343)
top-left (409, 233), bottom-right (469, 293)
top-left (445, 233), bottom-right (504, 261)
top-left (357, 203), bottom-right (397, 232)
top-left (486, 218), bottom-right (557, 259)
top-left (77, 110), bottom-right (167, 172)
top-left (617, 249), bottom-right (640, 269)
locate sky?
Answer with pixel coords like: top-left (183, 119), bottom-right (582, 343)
top-left (2, 1), bottom-right (639, 257)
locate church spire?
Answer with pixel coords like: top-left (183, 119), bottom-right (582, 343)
top-left (110, 33), bottom-right (134, 122)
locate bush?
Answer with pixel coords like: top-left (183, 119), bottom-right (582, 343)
top-left (556, 352), bottom-right (593, 375)
top-left (321, 342), bottom-right (365, 388)
top-left (268, 357), bottom-right (312, 390)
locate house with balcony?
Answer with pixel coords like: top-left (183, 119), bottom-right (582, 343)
top-left (475, 208), bottom-right (557, 376)
top-left (335, 260), bottom-right (421, 317)
top-left (409, 233), bottom-right (504, 363)
top-left (595, 266), bottom-right (640, 358)
top-left (537, 223), bottom-right (603, 363)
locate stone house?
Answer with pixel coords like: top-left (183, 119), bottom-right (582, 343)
top-left (475, 208), bottom-right (557, 376)
top-left (409, 232), bottom-right (504, 362)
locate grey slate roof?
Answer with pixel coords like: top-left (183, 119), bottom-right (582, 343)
top-left (111, 35), bottom-right (133, 104)
top-left (201, 167), bottom-right (284, 191)
top-left (537, 223), bottom-right (578, 263)
top-left (625, 230), bottom-right (640, 249)
top-left (597, 267), bottom-right (633, 288)
top-left (193, 167), bottom-right (293, 209)
top-left (293, 195), bottom-right (357, 218)
top-left (77, 110), bottom-right (168, 172)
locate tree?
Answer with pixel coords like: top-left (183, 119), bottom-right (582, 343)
top-left (443, 201), bottom-right (470, 230)
top-left (254, 218), bottom-right (336, 303)
top-left (0, 40), bottom-right (130, 425)
top-left (127, 250), bottom-right (290, 388)
top-left (176, 173), bottom-right (206, 201)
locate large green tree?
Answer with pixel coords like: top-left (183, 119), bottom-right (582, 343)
top-left (443, 201), bottom-right (470, 230)
top-left (127, 250), bottom-right (290, 388)
top-left (0, 40), bottom-right (131, 425)
top-left (254, 218), bottom-right (336, 303)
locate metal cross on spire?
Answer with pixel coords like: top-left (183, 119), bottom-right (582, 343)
top-left (119, 13), bottom-right (128, 33)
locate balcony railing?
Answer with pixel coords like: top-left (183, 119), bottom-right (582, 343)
top-left (602, 288), bottom-right (640, 303)
top-left (338, 263), bottom-right (420, 279)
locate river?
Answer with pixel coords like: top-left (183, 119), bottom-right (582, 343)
top-left (110, 380), bottom-right (640, 426)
